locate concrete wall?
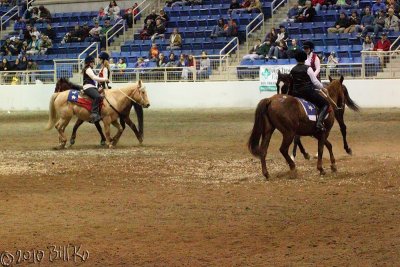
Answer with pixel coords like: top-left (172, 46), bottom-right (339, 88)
top-left (0, 80), bottom-right (398, 111)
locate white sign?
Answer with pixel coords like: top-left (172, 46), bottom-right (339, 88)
top-left (259, 65), bottom-right (295, 92)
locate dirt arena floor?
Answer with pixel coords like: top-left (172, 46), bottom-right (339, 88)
top-left (0, 108), bottom-right (400, 266)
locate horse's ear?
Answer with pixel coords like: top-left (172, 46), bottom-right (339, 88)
top-left (340, 75), bottom-right (344, 84)
top-left (278, 70), bottom-right (281, 75)
top-left (138, 79), bottom-right (142, 88)
top-left (328, 75), bottom-right (333, 82)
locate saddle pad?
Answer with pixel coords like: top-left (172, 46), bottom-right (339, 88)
top-left (295, 97), bottom-right (318, 121)
top-left (67, 90), bottom-right (93, 112)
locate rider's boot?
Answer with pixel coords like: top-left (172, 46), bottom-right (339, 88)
top-left (90, 98), bottom-right (102, 123)
top-left (316, 105), bottom-right (329, 132)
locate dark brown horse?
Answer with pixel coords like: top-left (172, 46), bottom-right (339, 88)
top-left (276, 71), bottom-right (360, 159)
top-left (54, 78), bottom-right (144, 146)
top-left (248, 77), bottom-right (347, 178)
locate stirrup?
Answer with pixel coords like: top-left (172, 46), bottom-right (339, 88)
top-left (316, 123), bottom-right (326, 132)
top-left (90, 113), bottom-right (101, 123)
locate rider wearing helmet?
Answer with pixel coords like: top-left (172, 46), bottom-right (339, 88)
top-left (290, 50), bottom-right (329, 132)
top-left (83, 55), bottom-right (109, 123)
top-left (303, 41), bottom-right (321, 81)
top-left (98, 51), bottom-right (111, 89)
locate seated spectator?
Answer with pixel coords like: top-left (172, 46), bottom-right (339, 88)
top-left (295, 1), bottom-right (316, 22)
top-left (344, 10), bottom-right (359, 33)
top-left (177, 54), bottom-right (189, 80)
top-left (171, 0), bottom-right (188, 7)
top-left (334, 0), bottom-right (352, 9)
top-left (268, 39), bottom-right (287, 59)
top-left (157, 10), bottom-right (169, 27)
top-left (187, 0), bottom-right (203, 5)
top-left (1, 38), bottom-right (12, 55)
top-left (224, 19), bottom-right (238, 37)
top-left (326, 51), bottom-right (339, 76)
top-left (362, 35), bottom-right (375, 50)
top-left (228, 0), bottom-right (241, 14)
top-left (117, 58), bottom-right (126, 72)
top-left (198, 51), bottom-right (211, 79)
top-left (0, 58), bottom-right (11, 72)
top-left (167, 28), bottom-right (182, 50)
top-left (165, 53), bottom-right (177, 67)
top-left (31, 26), bottom-right (41, 39)
top-left (37, 5), bottom-right (52, 23)
top-left (187, 54), bottom-right (196, 72)
top-left (134, 57), bottom-right (148, 68)
top-left (8, 37), bottom-right (22, 56)
top-left (26, 59), bottom-right (39, 83)
top-left (248, 0), bottom-right (263, 13)
top-left (26, 35), bottom-right (41, 55)
top-left (144, 9), bottom-right (158, 25)
top-left (62, 25), bottom-right (82, 43)
top-left (44, 23), bottom-right (56, 41)
top-left (264, 27), bottom-right (277, 43)
top-left (355, 7), bottom-right (374, 36)
top-left (210, 18), bottom-right (225, 38)
top-left (387, 0), bottom-right (399, 14)
top-left (242, 38), bottom-right (269, 60)
top-left (89, 21), bottom-right (102, 41)
top-left (99, 19), bottom-right (112, 48)
top-left (96, 7), bottom-right (107, 21)
top-left (232, 0), bottom-right (252, 14)
top-left (287, 3), bottom-right (300, 22)
top-left (361, 9), bottom-right (385, 38)
top-left (157, 53), bottom-right (168, 67)
top-left (19, 41), bottom-right (29, 57)
top-left (385, 8), bottom-right (399, 32)
top-left (14, 17), bottom-right (26, 31)
top-left (148, 43), bottom-right (160, 61)
top-left (39, 35), bottom-right (52, 54)
top-left (287, 38), bottom-right (301, 58)
top-left (109, 58), bottom-right (117, 70)
top-left (124, 3), bottom-right (140, 27)
top-left (151, 18), bottom-right (166, 42)
top-left (275, 25), bottom-right (288, 44)
top-left (29, 7), bottom-right (39, 24)
top-left (23, 25), bottom-right (33, 43)
top-left (105, 1), bottom-right (121, 21)
top-left (328, 11), bottom-right (349, 33)
top-left (20, 56), bottom-right (28, 71)
top-left (372, 0), bottom-right (386, 15)
top-left (373, 32), bottom-right (391, 51)
top-left (140, 19), bottom-right (155, 40)
top-left (81, 23), bottom-right (91, 41)
top-left (311, 0), bottom-right (324, 12)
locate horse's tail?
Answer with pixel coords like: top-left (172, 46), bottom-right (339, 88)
top-left (133, 102), bottom-right (144, 136)
top-left (248, 98), bottom-right (272, 158)
top-left (343, 85), bottom-right (360, 112)
top-left (45, 93), bottom-right (59, 130)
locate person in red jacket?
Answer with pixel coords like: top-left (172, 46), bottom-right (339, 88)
top-left (373, 32), bottom-right (391, 51)
top-left (311, 0), bottom-right (325, 12)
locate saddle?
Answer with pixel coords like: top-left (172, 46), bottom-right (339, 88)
top-left (295, 97), bottom-right (330, 121)
top-left (67, 90), bottom-right (103, 112)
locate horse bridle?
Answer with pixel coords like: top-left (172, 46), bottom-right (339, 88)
top-left (116, 85), bottom-right (145, 105)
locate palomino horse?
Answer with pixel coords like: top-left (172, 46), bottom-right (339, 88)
top-left (46, 80), bottom-right (150, 149)
top-left (248, 77), bottom-right (347, 178)
top-left (54, 78), bottom-right (144, 146)
top-left (276, 71), bottom-right (360, 159)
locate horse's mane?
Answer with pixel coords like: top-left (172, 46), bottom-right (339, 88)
top-left (55, 78), bottom-right (82, 92)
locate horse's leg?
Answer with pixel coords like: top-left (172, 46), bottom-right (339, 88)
top-left (324, 138), bottom-right (337, 172)
top-left (317, 133), bottom-right (326, 175)
top-left (70, 119), bottom-right (84, 146)
top-left (55, 117), bottom-right (71, 149)
top-left (111, 120), bottom-right (124, 146)
top-left (296, 136), bottom-right (311, 160)
top-left (335, 108), bottom-right (352, 155)
top-left (94, 121), bottom-right (106, 146)
top-left (123, 116), bottom-right (143, 144)
top-left (280, 132), bottom-right (296, 171)
top-left (102, 116), bottom-right (113, 148)
top-left (291, 136), bottom-right (299, 160)
top-left (260, 127), bottom-right (275, 179)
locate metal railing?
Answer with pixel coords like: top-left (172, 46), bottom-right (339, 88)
top-left (271, 0), bottom-right (289, 24)
top-left (106, 19), bottom-right (125, 53)
top-left (219, 37), bottom-right (239, 74)
top-left (361, 50), bottom-right (400, 79)
top-left (246, 13), bottom-right (264, 52)
top-left (78, 42), bottom-right (99, 74)
top-left (0, 70), bottom-right (55, 84)
top-left (133, 0), bottom-right (153, 33)
top-left (0, 5), bottom-right (19, 36)
top-left (390, 35), bottom-right (400, 51)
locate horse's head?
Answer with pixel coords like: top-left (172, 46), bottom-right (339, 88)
top-left (276, 71), bottom-right (292, 95)
top-left (54, 78), bottom-right (69, 92)
top-left (135, 80), bottom-right (150, 108)
top-left (325, 75), bottom-right (345, 107)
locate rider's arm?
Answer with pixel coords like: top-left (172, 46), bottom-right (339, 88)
top-left (86, 68), bottom-right (107, 82)
top-left (314, 55), bottom-right (321, 76)
top-left (307, 67), bottom-right (324, 89)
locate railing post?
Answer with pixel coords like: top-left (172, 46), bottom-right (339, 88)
top-left (361, 51), bottom-right (365, 79)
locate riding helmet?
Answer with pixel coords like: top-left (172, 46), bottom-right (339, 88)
top-left (302, 40), bottom-right (315, 50)
top-left (294, 50), bottom-right (308, 62)
top-left (84, 55), bottom-right (95, 64)
top-left (98, 51), bottom-right (110, 61)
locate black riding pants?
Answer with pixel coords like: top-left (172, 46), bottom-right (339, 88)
top-left (293, 89), bottom-right (329, 110)
top-left (84, 87), bottom-right (102, 112)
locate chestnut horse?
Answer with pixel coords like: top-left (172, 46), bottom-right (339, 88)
top-left (54, 78), bottom-right (144, 146)
top-left (46, 80), bottom-right (150, 149)
top-left (248, 77), bottom-right (347, 178)
top-left (276, 72), bottom-right (360, 159)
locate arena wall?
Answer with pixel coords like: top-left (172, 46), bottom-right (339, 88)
top-left (0, 79), bottom-right (398, 111)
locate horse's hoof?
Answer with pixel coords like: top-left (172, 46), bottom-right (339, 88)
top-left (331, 165), bottom-right (337, 172)
top-left (70, 139), bottom-right (75, 145)
top-left (319, 169), bottom-right (326, 176)
top-left (100, 140), bottom-right (106, 146)
top-left (263, 172), bottom-right (270, 180)
top-left (108, 144), bottom-right (115, 149)
top-left (346, 148), bottom-right (352, 155)
top-left (53, 145), bottom-right (65, 150)
top-left (304, 153), bottom-right (311, 160)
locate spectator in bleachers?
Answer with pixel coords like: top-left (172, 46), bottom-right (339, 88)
top-left (23, 25), bottom-right (33, 43)
top-left (149, 43), bottom-right (160, 61)
top-left (312, 0), bottom-right (325, 12)
top-left (9, 37), bottom-right (22, 56)
top-left (44, 23), bottom-right (56, 41)
top-left (117, 58), bottom-right (126, 72)
top-left (295, 1), bottom-right (316, 22)
top-left (372, 0), bottom-right (387, 15)
top-left (123, 7), bottom-right (134, 27)
top-left (26, 59), bottom-right (38, 83)
top-left (198, 51), bottom-right (210, 79)
top-left (231, 0), bottom-right (251, 14)
top-left (243, 38), bottom-right (268, 60)
top-left (210, 18), bottom-right (226, 38)
top-left (31, 26), bottom-right (41, 39)
top-left (287, 3), bottom-right (300, 22)
top-left (228, 0), bottom-right (241, 15)
top-left (264, 27), bottom-right (277, 43)
top-left (268, 40), bottom-right (288, 59)
top-left (29, 7), bottom-right (40, 25)
top-left (384, 7), bottom-right (399, 32)
top-left (132, 3), bottom-right (140, 25)
top-left (177, 54), bottom-right (189, 80)
top-left (62, 25), bottom-right (80, 43)
top-left (166, 52), bottom-right (178, 67)
top-left (134, 57), bottom-right (148, 68)
top-left (151, 18), bottom-right (166, 42)
top-left (170, 0), bottom-right (188, 7)
top-left (188, 54), bottom-right (196, 72)
top-left (387, 0), bottom-right (399, 13)
top-left (224, 19), bottom-right (239, 37)
top-left (81, 23), bottom-right (91, 41)
top-left (140, 19), bottom-right (155, 40)
top-left (89, 21), bottom-right (102, 42)
top-left (19, 41), bottom-right (29, 57)
top-left (328, 11), bottom-right (349, 33)
top-left (188, 0), bottom-right (203, 5)
top-left (303, 41), bottom-right (321, 80)
top-left (167, 28), bottom-right (182, 50)
top-left (355, 7), bottom-right (374, 37)
top-left (37, 5), bottom-right (52, 23)
top-left (344, 10), bottom-right (360, 33)
top-left (326, 51), bottom-right (338, 76)
top-left (334, 0), bottom-right (352, 9)
top-left (1, 38), bottom-right (12, 56)
top-left (26, 34), bottom-right (40, 55)
top-left (0, 58), bottom-right (11, 73)
top-left (248, 0), bottom-right (263, 13)
top-left (362, 35), bottom-right (375, 50)
top-left (287, 39), bottom-right (301, 58)
top-left (96, 7), bottom-right (107, 21)
top-left (144, 9), bottom-right (158, 25)
top-left (39, 35), bottom-right (52, 54)
top-left (374, 32), bottom-right (391, 50)
top-left (361, 9), bottom-right (386, 38)
top-left (109, 58), bottom-right (117, 70)
top-left (157, 10), bottom-right (169, 27)
top-left (105, 1), bottom-right (121, 21)
top-left (157, 53), bottom-right (168, 67)
top-left (14, 17), bottom-right (26, 32)
top-left (99, 19), bottom-right (112, 48)
top-left (20, 56), bottom-right (28, 70)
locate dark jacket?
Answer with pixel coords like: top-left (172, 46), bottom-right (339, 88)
top-left (335, 17), bottom-right (349, 28)
top-left (290, 64), bottom-right (313, 93)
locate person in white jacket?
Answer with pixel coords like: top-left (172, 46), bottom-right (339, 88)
top-left (105, 1), bottom-right (121, 21)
